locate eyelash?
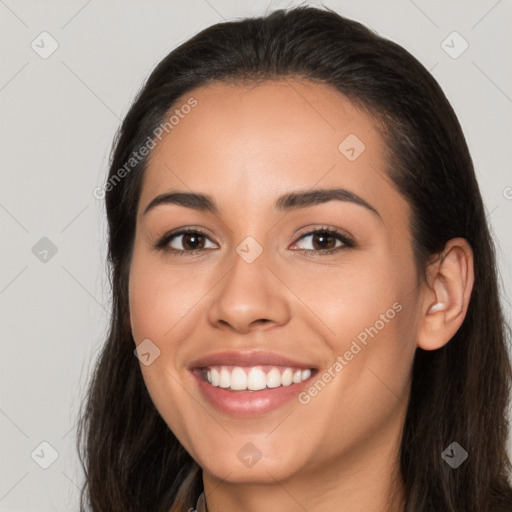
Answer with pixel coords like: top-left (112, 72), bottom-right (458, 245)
top-left (154, 226), bottom-right (355, 257)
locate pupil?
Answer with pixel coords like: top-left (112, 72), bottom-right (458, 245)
top-left (184, 234), bottom-right (203, 249)
top-left (315, 233), bottom-right (333, 249)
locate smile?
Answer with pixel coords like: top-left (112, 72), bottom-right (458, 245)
top-left (188, 350), bottom-right (319, 416)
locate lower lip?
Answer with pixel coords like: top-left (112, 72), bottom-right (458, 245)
top-left (191, 369), bottom-right (316, 417)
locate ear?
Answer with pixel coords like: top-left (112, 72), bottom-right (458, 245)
top-left (417, 237), bottom-right (474, 351)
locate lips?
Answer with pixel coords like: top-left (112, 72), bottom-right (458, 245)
top-left (188, 350), bottom-right (318, 416)
top-left (188, 350), bottom-right (318, 370)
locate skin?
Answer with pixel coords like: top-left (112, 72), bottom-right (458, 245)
top-left (128, 80), bottom-right (474, 512)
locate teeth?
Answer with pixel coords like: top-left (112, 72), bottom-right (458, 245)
top-left (247, 367), bottom-right (267, 391)
top-left (281, 368), bottom-right (293, 386)
top-left (219, 368), bottom-right (231, 388)
top-left (203, 365), bottom-right (314, 391)
top-left (231, 367), bottom-right (247, 390)
top-left (266, 368), bottom-right (281, 388)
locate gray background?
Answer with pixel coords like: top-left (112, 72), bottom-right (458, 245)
top-left (1, 0), bottom-right (511, 510)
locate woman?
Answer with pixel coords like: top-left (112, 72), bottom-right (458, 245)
top-left (77, 5), bottom-right (512, 511)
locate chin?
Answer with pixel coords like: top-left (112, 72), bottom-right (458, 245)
top-left (201, 459), bottom-right (297, 484)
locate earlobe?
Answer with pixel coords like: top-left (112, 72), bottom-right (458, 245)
top-left (416, 238), bottom-right (474, 351)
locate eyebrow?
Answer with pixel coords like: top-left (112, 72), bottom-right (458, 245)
top-left (143, 187), bottom-right (381, 219)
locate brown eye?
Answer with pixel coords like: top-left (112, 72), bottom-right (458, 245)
top-left (292, 227), bottom-right (354, 256)
top-left (155, 228), bottom-right (217, 254)
top-left (178, 232), bottom-right (206, 250)
top-left (310, 231), bottom-right (337, 250)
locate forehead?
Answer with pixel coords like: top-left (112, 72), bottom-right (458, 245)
top-left (147, 78), bottom-right (380, 164)
top-left (139, 79), bottom-right (401, 222)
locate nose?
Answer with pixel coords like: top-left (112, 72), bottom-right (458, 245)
top-left (206, 248), bottom-right (291, 334)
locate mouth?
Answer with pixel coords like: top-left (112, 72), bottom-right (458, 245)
top-left (188, 351), bottom-right (319, 416)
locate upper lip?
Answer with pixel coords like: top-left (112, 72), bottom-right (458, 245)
top-left (188, 350), bottom-right (317, 370)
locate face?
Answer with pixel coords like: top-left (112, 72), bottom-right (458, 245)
top-left (128, 80), bottom-right (422, 486)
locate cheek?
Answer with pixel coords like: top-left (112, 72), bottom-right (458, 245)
top-left (127, 251), bottom-right (200, 446)
top-left (295, 288), bottom-right (415, 457)
top-left (128, 251), bottom-right (205, 343)
top-left (292, 251), bottom-right (416, 402)
top-left (288, 253), bottom-right (409, 349)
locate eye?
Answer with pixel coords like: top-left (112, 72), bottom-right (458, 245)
top-left (154, 226), bottom-right (355, 257)
top-left (155, 228), bottom-right (217, 255)
top-left (290, 227), bottom-right (354, 256)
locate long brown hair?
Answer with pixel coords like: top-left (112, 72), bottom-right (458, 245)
top-left (77, 5), bottom-right (512, 511)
